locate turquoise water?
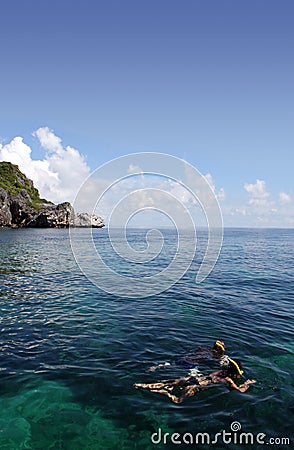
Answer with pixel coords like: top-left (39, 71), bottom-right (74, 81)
top-left (0, 228), bottom-right (293, 449)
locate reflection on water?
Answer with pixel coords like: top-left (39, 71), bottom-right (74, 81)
top-left (0, 228), bottom-right (293, 449)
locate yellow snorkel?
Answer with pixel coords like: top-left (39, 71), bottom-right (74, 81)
top-left (229, 358), bottom-right (244, 376)
top-left (214, 340), bottom-right (225, 353)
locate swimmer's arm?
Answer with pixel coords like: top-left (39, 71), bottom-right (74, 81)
top-left (225, 377), bottom-right (256, 392)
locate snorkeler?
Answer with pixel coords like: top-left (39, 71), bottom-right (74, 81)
top-left (134, 358), bottom-right (256, 404)
top-left (148, 340), bottom-right (226, 372)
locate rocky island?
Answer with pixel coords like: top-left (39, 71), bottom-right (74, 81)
top-left (0, 161), bottom-right (104, 228)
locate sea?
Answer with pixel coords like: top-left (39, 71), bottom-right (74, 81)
top-left (0, 227), bottom-right (293, 449)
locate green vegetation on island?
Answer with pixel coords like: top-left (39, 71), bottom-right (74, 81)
top-left (0, 161), bottom-right (104, 228)
top-left (0, 161), bottom-right (52, 210)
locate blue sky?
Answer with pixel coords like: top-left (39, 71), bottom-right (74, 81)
top-left (0, 0), bottom-right (293, 226)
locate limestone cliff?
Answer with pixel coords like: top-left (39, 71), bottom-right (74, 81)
top-left (0, 162), bottom-right (104, 228)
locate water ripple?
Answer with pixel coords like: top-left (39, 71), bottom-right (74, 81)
top-left (0, 228), bottom-right (293, 449)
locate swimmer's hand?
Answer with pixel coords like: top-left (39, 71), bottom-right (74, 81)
top-left (238, 379), bottom-right (256, 392)
top-left (244, 379), bottom-right (256, 385)
top-left (225, 377), bottom-right (256, 393)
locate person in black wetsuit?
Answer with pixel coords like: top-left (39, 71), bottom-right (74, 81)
top-left (148, 340), bottom-right (226, 372)
top-left (135, 358), bottom-right (256, 404)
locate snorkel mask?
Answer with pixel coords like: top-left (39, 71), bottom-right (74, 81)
top-left (220, 355), bottom-right (230, 366)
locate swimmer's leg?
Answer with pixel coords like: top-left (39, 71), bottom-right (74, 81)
top-left (147, 386), bottom-right (201, 404)
top-left (148, 388), bottom-right (184, 404)
top-left (178, 385), bottom-right (201, 401)
top-left (134, 382), bottom-right (167, 390)
top-left (134, 377), bottom-right (189, 391)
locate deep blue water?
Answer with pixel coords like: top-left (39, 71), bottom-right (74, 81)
top-left (0, 228), bottom-right (293, 449)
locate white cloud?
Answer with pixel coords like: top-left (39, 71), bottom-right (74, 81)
top-left (204, 173), bottom-right (215, 191)
top-left (224, 178), bottom-right (294, 227)
top-left (127, 164), bottom-right (143, 174)
top-left (167, 180), bottom-right (196, 206)
top-left (279, 192), bottom-right (291, 205)
top-left (244, 179), bottom-right (270, 206)
top-left (204, 173), bottom-right (226, 201)
top-left (94, 170), bottom-right (223, 227)
top-left (230, 207), bottom-right (249, 216)
top-left (33, 127), bottom-right (63, 153)
top-left (0, 127), bottom-right (90, 204)
top-left (0, 136), bottom-right (37, 169)
top-left (217, 187), bottom-right (226, 202)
